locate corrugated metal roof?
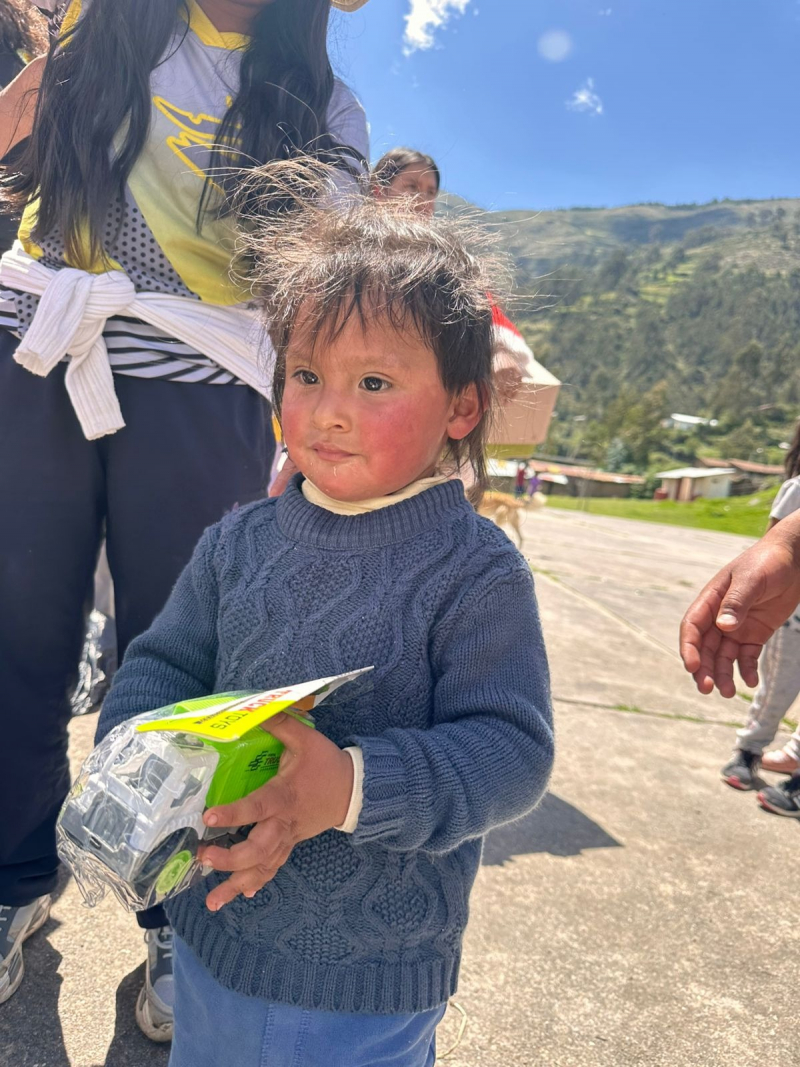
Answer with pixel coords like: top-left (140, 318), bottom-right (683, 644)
top-left (656, 467), bottom-right (735, 480)
top-left (487, 459), bottom-right (645, 485)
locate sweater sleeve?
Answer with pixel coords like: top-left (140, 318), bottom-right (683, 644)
top-left (95, 523), bottom-right (221, 744)
top-left (349, 564), bottom-right (554, 854)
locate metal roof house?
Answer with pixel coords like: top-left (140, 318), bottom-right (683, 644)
top-left (656, 466), bottom-right (735, 502)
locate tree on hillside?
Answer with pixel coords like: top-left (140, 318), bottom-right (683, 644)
top-left (579, 382), bottom-right (669, 468)
top-left (595, 249), bottom-right (630, 292)
top-left (718, 419), bottom-right (759, 460)
top-left (715, 340), bottom-right (764, 417)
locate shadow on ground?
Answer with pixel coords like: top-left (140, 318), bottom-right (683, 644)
top-left (483, 792), bottom-right (621, 865)
top-left (0, 935), bottom-right (68, 1067)
top-left (93, 963), bottom-right (170, 1067)
top-left (0, 867), bottom-right (73, 1067)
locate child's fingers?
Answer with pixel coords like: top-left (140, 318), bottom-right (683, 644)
top-left (204, 849), bottom-right (292, 911)
top-left (204, 778), bottom-right (288, 830)
top-left (205, 869), bottom-right (274, 911)
top-left (200, 819), bottom-right (291, 873)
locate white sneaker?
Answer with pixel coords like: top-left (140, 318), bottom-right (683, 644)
top-left (135, 926), bottom-right (174, 1042)
top-left (0, 895), bottom-right (51, 1005)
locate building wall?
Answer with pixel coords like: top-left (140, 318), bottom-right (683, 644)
top-left (693, 475), bottom-right (732, 500)
top-left (662, 475), bottom-right (732, 501)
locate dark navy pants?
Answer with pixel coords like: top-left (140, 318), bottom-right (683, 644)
top-left (0, 336), bottom-right (274, 907)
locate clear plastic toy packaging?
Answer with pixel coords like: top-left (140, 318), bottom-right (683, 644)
top-left (57, 669), bottom-right (371, 913)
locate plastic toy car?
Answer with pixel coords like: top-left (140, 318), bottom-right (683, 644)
top-left (57, 670), bottom-right (371, 912)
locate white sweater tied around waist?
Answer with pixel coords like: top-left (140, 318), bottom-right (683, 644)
top-left (0, 242), bottom-right (271, 440)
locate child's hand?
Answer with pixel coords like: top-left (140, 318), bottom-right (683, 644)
top-left (197, 714), bottom-right (354, 911)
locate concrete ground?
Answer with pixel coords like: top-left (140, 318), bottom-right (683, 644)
top-left (2, 507), bottom-right (796, 1066)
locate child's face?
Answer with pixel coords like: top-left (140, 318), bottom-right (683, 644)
top-left (376, 164), bottom-right (438, 218)
top-left (280, 310), bottom-right (480, 501)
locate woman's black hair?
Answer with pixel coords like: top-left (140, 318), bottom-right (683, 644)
top-left (785, 421), bottom-right (800, 479)
top-left (0, 0), bottom-right (47, 59)
top-left (4, 0), bottom-right (361, 268)
top-left (371, 147), bottom-right (441, 193)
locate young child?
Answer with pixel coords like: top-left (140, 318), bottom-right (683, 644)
top-left (721, 422), bottom-right (800, 804)
top-left (95, 163), bottom-right (554, 1067)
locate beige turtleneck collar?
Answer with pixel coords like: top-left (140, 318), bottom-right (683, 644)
top-left (300, 474), bottom-right (453, 516)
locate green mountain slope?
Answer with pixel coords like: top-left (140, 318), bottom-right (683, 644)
top-left (447, 195), bottom-right (800, 469)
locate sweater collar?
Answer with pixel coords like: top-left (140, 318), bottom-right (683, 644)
top-left (301, 474), bottom-right (449, 516)
top-left (276, 475), bottom-right (469, 549)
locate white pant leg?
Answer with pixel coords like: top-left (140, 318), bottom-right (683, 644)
top-left (736, 626), bottom-right (800, 753)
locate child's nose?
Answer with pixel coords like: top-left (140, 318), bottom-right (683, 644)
top-left (311, 391), bottom-right (350, 432)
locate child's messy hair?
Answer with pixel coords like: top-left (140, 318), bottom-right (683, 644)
top-left (238, 159), bottom-right (509, 496)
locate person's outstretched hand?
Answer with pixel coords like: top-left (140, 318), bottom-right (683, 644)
top-left (680, 514), bottom-right (800, 698)
top-left (197, 713), bottom-right (354, 911)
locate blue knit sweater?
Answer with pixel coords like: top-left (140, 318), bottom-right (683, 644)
top-left (97, 477), bottom-right (554, 1014)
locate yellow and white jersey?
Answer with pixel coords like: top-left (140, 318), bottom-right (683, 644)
top-left (0, 0), bottom-right (369, 384)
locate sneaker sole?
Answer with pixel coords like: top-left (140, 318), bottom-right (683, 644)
top-left (135, 984), bottom-right (174, 1043)
top-left (0, 897), bottom-right (51, 1005)
top-left (721, 773), bottom-right (755, 791)
top-left (756, 792), bottom-right (800, 817)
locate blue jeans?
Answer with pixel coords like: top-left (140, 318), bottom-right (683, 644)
top-left (168, 936), bottom-right (447, 1067)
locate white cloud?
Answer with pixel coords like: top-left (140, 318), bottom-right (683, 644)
top-left (537, 29), bottom-right (573, 62)
top-left (403, 0), bottom-right (471, 55)
top-left (567, 77), bottom-right (604, 116)
top-left (598, 7), bottom-right (612, 14)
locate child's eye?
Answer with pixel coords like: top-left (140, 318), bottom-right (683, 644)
top-left (360, 376), bottom-right (391, 393)
top-left (292, 369), bottom-right (319, 386)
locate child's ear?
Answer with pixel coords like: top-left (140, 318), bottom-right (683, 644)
top-left (447, 384), bottom-right (483, 441)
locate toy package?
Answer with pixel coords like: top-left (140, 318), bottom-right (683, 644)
top-left (57, 669), bottom-right (371, 913)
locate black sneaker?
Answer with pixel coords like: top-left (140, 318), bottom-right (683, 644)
top-left (721, 749), bottom-right (761, 791)
top-left (757, 774), bottom-right (800, 817)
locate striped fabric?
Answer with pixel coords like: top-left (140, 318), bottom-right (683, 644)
top-left (0, 295), bottom-right (241, 384)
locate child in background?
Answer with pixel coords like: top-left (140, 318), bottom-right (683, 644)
top-left (371, 148), bottom-right (527, 399)
top-left (371, 146), bottom-right (440, 217)
top-left (514, 462), bottom-right (527, 498)
top-left (721, 422), bottom-right (800, 800)
top-left (96, 162), bottom-right (554, 1067)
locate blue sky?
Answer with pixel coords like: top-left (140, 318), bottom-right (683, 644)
top-left (330, 0), bottom-right (800, 212)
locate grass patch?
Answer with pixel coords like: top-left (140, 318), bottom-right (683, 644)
top-left (555, 696), bottom-right (744, 728)
top-left (530, 564), bottom-right (559, 580)
top-left (545, 490), bottom-right (777, 539)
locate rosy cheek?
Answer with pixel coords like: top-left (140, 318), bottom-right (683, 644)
top-left (279, 395), bottom-right (308, 454)
top-left (358, 397), bottom-right (438, 460)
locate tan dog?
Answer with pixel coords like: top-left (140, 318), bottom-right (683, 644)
top-left (477, 490), bottom-right (546, 547)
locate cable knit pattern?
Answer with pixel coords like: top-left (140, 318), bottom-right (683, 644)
top-left (97, 477), bottom-right (554, 1014)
